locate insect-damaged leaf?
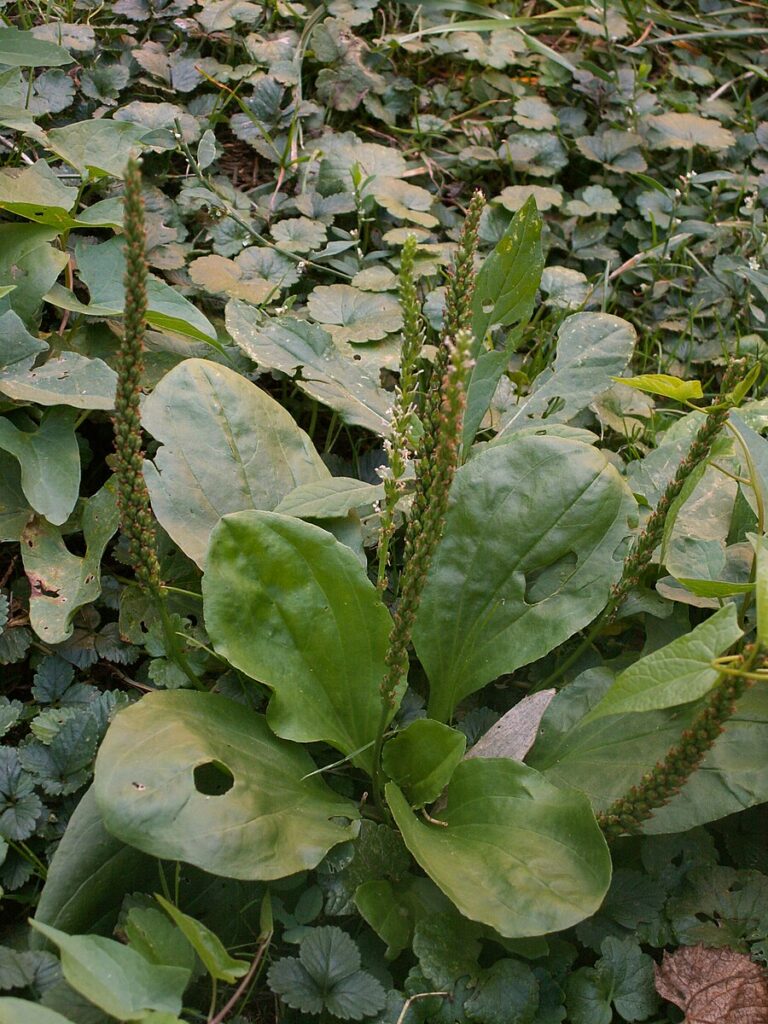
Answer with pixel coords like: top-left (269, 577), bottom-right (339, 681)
top-left (94, 690), bottom-right (359, 879)
top-left (413, 436), bottom-right (635, 722)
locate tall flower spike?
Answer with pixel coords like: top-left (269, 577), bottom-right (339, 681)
top-left (380, 328), bottom-right (474, 709)
top-left (422, 191), bottom-right (485, 467)
top-left (598, 668), bottom-right (753, 841)
top-left (376, 236), bottom-right (426, 589)
top-left (113, 157), bottom-right (162, 593)
top-left (612, 359), bottom-right (746, 611)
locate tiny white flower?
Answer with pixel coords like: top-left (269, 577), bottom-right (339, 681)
top-left (748, 256), bottom-right (760, 271)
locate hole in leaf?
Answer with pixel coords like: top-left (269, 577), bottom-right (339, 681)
top-left (524, 552), bottom-right (578, 605)
top-left (194, 760), bottom-right (235, 796)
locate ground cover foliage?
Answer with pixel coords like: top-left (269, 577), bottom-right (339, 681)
top-left (0, 0), bottom-right (767, 1021)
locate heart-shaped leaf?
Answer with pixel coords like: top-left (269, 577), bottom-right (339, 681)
top-left (94, 690), bottom-right (359, 878)
top-left (387, 759), bottom-right (611, 936)
top-left (30, 920), bottom-right (189, 1021)
top-left (584, 604), bottom-right (743, 721)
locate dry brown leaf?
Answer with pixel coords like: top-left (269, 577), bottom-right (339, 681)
top-left (465, 690), bottom-right (555, 762)
top-left (655, 945), bottom-right (768, 1023)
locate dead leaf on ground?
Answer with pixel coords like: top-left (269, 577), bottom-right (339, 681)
top-left (655, 945), bottom-right (768, 1023)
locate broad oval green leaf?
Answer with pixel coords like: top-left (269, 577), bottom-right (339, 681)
top-left (0, 999), bottom-right (73, 1024)
top-left (413, 436), bottom-right (635, 721)
top-left (0, 27), bottom-right (73, 67)
top-left (527, 667), bottom-right (768, 833)
top-left (142, 359), bottom-right (328, 566)
top-left (31, 787), bottom-right (156, 942)
top-left (382, 720), bottom-right (466, 808)
top-left (386, 759), bottom-right (611, 937)
top-left (94, 690), bottom-right (359, 879)
top-left (29, 921), bottom-right (189, 1021)
top-left (584, 604), bottom-right (743, 721)
top-left (203, 511), bottom-right (392, 762)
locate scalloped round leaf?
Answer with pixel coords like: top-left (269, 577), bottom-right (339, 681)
top-left (307, 285), bottom-right (403, 342)
top-left (94, 690), bottom-right (359, 879)
top-left (272, 216), bottom-right (327, 253)
top-left (189, 254), bottom-right (275, 305)
top-left (142, 359), bottom-right (328, 567)
top-left (645, 112), bottom-right (736, 151)
top-left (495, 185), bottom-right (562, 212)
top-left (386, 759), bottom-right (611, 937)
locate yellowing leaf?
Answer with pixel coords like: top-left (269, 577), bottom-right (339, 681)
top-left (613, 373), bottom-right (703, 402)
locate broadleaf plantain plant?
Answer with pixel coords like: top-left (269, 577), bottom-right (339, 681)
top-left (36, 176), bottom-right (768, 985)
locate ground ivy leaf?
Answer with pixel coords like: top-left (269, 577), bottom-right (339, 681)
top-left (0, 748), bottom-right (42, 841)
top-left (226, 302), bottom-right (393, 433)
top-left (465, 959), bottom-right (539, 1024)
top-left (307, 284), bottom-right (403, 343)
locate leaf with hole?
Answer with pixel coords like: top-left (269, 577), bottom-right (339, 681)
top-left (94, 690), bottom-right (359, 878)
top-left (413, 436), bottom-right (635, 722)
top-left (22, 483), bottom-right (119, 643)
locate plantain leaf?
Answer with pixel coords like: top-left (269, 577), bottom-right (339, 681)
top-left (94, 690), bottom-right (359, 879)
top-left (142, 359), bottom-right (328, 567)
top-left (387, 759), bottom-right (611, 936)
top-left (413, 436), bottom-right (635, 722)
top-left (203, 511), bottom-right (392, 763)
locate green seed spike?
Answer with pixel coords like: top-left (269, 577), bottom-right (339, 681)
top-left (598, 669), bottom-right (753, 841)
top-left (380, 327), bottom-right (474, 709)
top-left (376, 236), bottom-right (427, 590)
top-left (112, 157), bottom-right (162, 593)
